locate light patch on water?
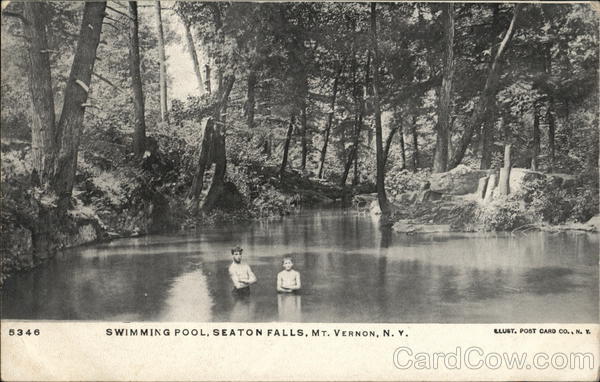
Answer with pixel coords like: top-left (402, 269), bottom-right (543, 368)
top-left (157, 269), bottom-right (213, 321)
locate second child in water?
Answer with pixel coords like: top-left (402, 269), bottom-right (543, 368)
top-left (277, 255), bottom-right (301, 293)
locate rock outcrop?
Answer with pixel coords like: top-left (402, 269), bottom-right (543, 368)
top-left (429, 165), bottom-right (491, 195)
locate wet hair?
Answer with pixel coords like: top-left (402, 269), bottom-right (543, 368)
top-left (282, 255), bottom-right (293, 264)
top-left (231, 246), bottom-right (243, 255)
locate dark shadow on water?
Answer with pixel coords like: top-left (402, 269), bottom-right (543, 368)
top-left (522, 267), bottom-right (578, 295)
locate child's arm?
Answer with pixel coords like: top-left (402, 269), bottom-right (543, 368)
top-left (289, 272), bottom-right (301, 290)
top-left (246, 265), bottom-right (257, 285)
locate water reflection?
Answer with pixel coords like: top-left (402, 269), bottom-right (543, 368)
top-left (277, 294), bottom-right (302, 322)
top-left (1, 210), bottom-right (598, 323)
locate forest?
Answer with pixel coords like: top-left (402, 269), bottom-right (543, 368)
top-left (1, 1), bottom-right (599, 283)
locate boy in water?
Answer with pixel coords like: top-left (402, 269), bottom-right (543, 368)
top-left (277, 255), bottom-right (301, 293)
top-left (228, 246), bottom-right (257, 296)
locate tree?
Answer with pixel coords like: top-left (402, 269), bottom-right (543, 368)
top-left (180, 15), bottom-right (204, 95)
top-left (154, 1), bottom-right (168, 122)
top-left (128, 1), bottom-right (146, 157)
top-left (22, 2), bottom-right (56, 185)
top-left (370, 3), bottom-right (390, 215)
top-left (432, 3), bottom-right (455, 173)
top-left (449, 4), bottom-right (522, 169)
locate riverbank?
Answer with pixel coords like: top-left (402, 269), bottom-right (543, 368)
top-left (0, 133), bottom-right (374, 286)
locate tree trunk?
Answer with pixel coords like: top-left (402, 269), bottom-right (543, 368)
top-left (181, 17), bottom-right (203, 95)
top-left (52, 2), bottom-right (106, 210)
top-left (497, 117), bottom-right (511, 196)
top-left (432, 3), bottom-right (455, 173)
top-left (280, 114), bottom-right (296, 183)
top-left (200, 75), bottom-right (236, 213)
top-left (547, 101), bottom-right (556, 172)
top-left (129, 1), bottom-right (147, 157)
top-left (204, 64), bottom-right (212, 95)
top-left (23, 2), bottom-right (56, 185)
top-left (300, 101), bottom-right (308, 170)
top-left (383, 122), bottom-right (400, 169)
top-left (245, 69), bottom-right (257, 130)
top-left (411, 115), bottom-right (419, 173)
top-left (370, 3), bottom-right (390, 216)
top-left (531, 103), bottom-right (540, 171)
top-left (478, 4), bottom-right (500, 170)
top-left (399, 119), bottom-right (406, 170)
top-left (154, 1), bottom-right (168, 122)
top-left (480, 103), bottom-right (496, 169)
top-left (317, 64), bottom-right (343, 179)
top-left (449, 4), bottom-right (522, 169)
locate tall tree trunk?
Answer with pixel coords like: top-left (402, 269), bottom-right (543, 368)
top-left (370, 3), bottom-right (390, 215)
top-left (23, 2), bottom-right (56, 185)
top-left (128, 1), bottom-right (146, 157)
top-left (432, 3), bottom-right (455, 173)
top-left (317, 64), bottom-right (343, 179)
top-left (245, 69), bottom-right (257, 130)
top-left (181, 17), bottom-right (203, 95)
top-left (399, 120), bottom-right (406, 170)
top-left (280, 114), bottom-right (296, 183)
top-left (383, 121), bottom-right (401, 169)
top-left (154, 1), bottom-right (168, 122)
top-left (531, 103), bottom-right (540, 170)
top-left (411, 115), bottom-right (419, 173)
top-left (547, 101), bottom-right (556, 172)
top-left (497, 117), bottom-right (511, 196)
top-left (200, 76), bottom-right (236, 213)
top-left (204, 64), bottom-right (212, 95)
top-left (300, 101), bottom-right (308, 170)
top-left (479, 4), bottom-right (500, 170)
top-left (52, 2), bottom-right (106, 210)
top-left (449, 4), bottom-right (522, 169)
top-left (480, 103), bottom-right (496, 169)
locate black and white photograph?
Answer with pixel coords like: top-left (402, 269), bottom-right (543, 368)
top-left (0, 0), bottom-right (598, 353)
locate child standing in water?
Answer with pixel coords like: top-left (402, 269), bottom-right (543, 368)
top-left (229, 246), bottom-right (257, 297)
top-left (277, 255), bottom-right (301, 293)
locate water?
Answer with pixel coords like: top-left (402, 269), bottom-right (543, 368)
top-left (1, 210), bottom-right (598, 322)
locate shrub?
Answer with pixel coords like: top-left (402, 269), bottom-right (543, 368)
top-left (476, 196), bottom-right (533, 231)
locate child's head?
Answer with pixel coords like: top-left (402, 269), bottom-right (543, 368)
top-left (282, 255), bottom-right (294, 271)
top-left (231, 246), bottom-right (243, 263)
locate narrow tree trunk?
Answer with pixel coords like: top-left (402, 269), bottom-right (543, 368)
top-left (23, 2), bottom-right (56, 185)
top-left (479, 4), bottom-right (500, 170)
top-left (399, 120), bottom-right (406, 170)
top-left (383, 122), bottom-right (400, 169)
top-left (129, 1), bottom-right (146, 157)
top-left (449, 4), bottom-right (521, 169)
top-left (300, 101), bottom-right (308, 170)
top-left (480, 103), bottom-right (495, 169)
top-left (317, 64), bottom-right (343, 179)
top-left (497, 117), bottom-right (511, 196)
top-left (411, 115), bottom-right (419, 173)
top-left (432, 3), bottom-right (455, 173)
top-left (370, 3), bottom-right (390, 215)
top-left (547, 101), bottom-right (556, 172)
top-left (280, 114), bottom-right (296, 183)
top-left (52, 2), bottom-right (106, 210)
top-left (181, 17), bottom-right (203, 95)
top-left (531, 103), bottom-right (540, 171)
top-left (154, 1), bottom-right (168, 122)
top-left (245, 69), bottom-right (257, 130)
top-left (204, 64), bottom-right (211, 95)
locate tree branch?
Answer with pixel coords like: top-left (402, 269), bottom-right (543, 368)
top-left (92, 72), bottom-right (124, 93)
top-left (106, 5), bottom-right (133, 21)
